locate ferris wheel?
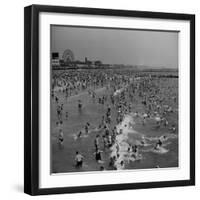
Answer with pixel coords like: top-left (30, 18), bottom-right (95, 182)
top-left (62, 49), bottom-right (75, 63)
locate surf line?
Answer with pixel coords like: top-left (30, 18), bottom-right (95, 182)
top-left (109, 113), bottom-right (176, 170)
top-left (110, 113), bottom-right (143, 170)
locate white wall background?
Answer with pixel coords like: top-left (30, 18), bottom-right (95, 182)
top-left (0, 0), bottom-right (199, 199)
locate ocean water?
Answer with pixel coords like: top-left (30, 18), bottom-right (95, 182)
top-left (51, 82), bottom-right (178, 173)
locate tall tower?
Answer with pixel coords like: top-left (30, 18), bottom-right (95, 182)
top-left (52, 52), bottom-right (60, 67)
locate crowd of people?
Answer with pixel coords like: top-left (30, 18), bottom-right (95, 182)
top-left (52, 69), bottom-right (178, 171)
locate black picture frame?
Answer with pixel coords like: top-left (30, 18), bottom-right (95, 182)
top-left (24, 4), bottom-right (195, 196)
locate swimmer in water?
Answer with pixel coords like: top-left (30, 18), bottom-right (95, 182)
top-left (115, 160), bottom-right (125, 170)
top-left (169, 124), bottom-right (176, 133)
top-left (130, 145), bottom-right (139, 159)
top-left (100, 166), bottom-right (105, 171)
top-left (102, 135), bottom-right (108, 149)
top-left (65, 111), bottom-right (68, 120)
top-left (58, 129), bottom-right (64, 147)
top-left (154, 139), bottom-right (162, 150)
top-left (94, 135), bottom-right (100, 151)
top-left (120, 161), bottom-right (125, 169)
top-left (75, 151), bottom-right (84, 168)
top-left (77, 131), bottom-right (82, 139)
top-left (116, 142), bottom-right (120, 154)
top-left (140, 136), bottom-right (147, 146)
top-left (85, 122), bottom-right (90, 134)
top-left (78, 99), bottom-right (82, 110)
top-left (108, 135), bottom-right (112, 147)
top-left (109, 156), bottom-right (116, 168)
top-left (142, 117), bottom-right (146, 126)
top-left (94, 148), bottom-right (103, 163)
top-left (55, 96), bottom-right (59, 103)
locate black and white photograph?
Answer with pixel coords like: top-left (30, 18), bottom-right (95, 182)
top-left (23, 4), bottom-right (195, 195)
top-left (50, 25), bottom-right (179, 174)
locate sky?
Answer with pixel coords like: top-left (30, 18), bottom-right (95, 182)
top-left (51, 25), bottom-right (178, 68)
